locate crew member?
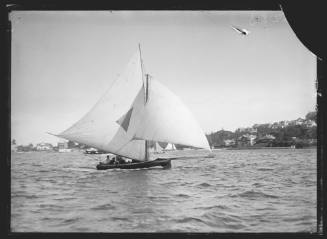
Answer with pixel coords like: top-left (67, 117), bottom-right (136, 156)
top-left (116, 155), bottom-right (124, 164)
top-left (105, 155), bottom-right (114, 164)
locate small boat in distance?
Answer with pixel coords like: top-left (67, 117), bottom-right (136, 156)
top-left (51, 45), bottom-right (211, 169)
top-left (163, 143), bottom-right (177, 151)
top-left (84, 147), bottom-right (107, 154)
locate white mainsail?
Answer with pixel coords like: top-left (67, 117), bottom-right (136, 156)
top-left (132, 78), bottom-right (211, 150)
top-left (55, 47), bottom-right (210, 161)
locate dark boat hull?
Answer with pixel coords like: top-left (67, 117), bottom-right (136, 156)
top-left (96, 158), bottom-right (171, 170)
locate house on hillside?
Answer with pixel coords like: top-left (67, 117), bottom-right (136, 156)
top-left (57, 141), bottom-right (72, 152)
top-left (278, 121), bottom-right (289, 128)
top-left (224, 139), bottom-right (236, 147)
top-left (238, 127), bottom-right (247, 132)
top-left (264, 134), bottom-right (276, 140)
top-left (36, 142), bottom-right (53, 151)
top-left (249, 128), bottom-right (257, 134)
top-left (271, 122), bottom-right (280, 129)
top-left (236, 134), bottom-right (257, 147)
top-left (295, 118), bottom-right (305, 125)
top-left (57, 141), bottom-right (68, 149)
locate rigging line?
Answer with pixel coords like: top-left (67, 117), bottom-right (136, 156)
top-left (138, 43), bottom-right (146, 82)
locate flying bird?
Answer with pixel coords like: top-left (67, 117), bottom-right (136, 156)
top-left (231, 26), bottom-right (250, 36)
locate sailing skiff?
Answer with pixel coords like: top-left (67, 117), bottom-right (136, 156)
top-left (96, 158), bottom-right (172, 170)
top-left (51, 45), bottom-right (211, 170)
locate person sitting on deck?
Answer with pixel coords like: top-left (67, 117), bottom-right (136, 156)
top-left (105, 155), bottom-right (110, 164)
top-left (116, 155), bottom-right (125, 164)
top-left (105, 155), bottom-right (114, 164)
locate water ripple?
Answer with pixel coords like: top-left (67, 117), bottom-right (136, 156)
top-left (230, 190), bottom-right (279, 199)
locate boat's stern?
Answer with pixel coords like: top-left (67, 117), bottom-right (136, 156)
top-left (158, 158), bottom-right (171, 169)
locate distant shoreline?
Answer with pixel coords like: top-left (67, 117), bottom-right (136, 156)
top-left (214, 146), bottom-right (317, 150)
top-left (12, 146), bottom-right (317, 154)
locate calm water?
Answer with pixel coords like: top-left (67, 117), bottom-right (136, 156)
top-left (11, 148), bottom-right (316, 232)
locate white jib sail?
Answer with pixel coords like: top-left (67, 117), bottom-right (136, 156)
top-left (133, 78), bottom-right (211, 150)
top-left (164, 143), bottom-right (176, 151)
top-left (148, 141), bottom-right (164, 153)
top-left (57, 51), bottom-right (147, 160)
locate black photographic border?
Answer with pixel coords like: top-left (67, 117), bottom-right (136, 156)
top-left (1, 0), bottom-right (325, 238)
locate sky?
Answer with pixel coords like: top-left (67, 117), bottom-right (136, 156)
top-left (10, 11), bottom-right (317, 146)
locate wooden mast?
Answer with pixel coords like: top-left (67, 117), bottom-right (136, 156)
top-left (138, 43), bottom-right (150, 161)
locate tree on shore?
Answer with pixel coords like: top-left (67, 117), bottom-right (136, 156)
top-left (305, 111), bottom-right (317, 123)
